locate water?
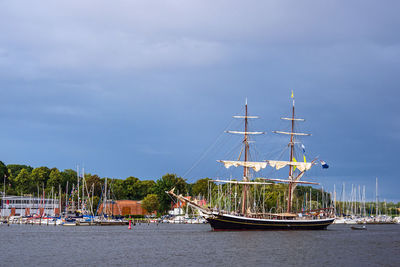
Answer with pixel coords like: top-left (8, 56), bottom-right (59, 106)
top-left (0, 223), bottom-right (399, 266)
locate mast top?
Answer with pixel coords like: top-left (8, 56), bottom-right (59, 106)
top-left (291, 90), bottom-right (295, 107)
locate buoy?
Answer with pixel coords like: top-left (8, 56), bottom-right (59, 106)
top-left (128, 219), bottom-right (132, 230)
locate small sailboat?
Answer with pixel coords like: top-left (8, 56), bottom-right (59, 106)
top-left (351, 225), bottom-right (367, 230)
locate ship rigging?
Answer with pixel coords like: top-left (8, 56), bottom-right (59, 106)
top-left (167, 94), bottom-right (335, 230)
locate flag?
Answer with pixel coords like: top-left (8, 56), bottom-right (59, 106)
top-left (291, 90), bottom-right (294, 98)
top-left (321, 160), bottom-right (329, 169)
top-left (292, 157), bottom-right (297, 171)
top-left (301, 144), bottom-right (306, 153)
top-left (303, 155), bottom-right (306, 163)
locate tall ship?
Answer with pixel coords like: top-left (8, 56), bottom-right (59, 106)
top-left (167, 94), bottom-right (335, 230)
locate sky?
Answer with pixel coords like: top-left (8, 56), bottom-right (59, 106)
top-left (0, 1), bottom-right (399, 201)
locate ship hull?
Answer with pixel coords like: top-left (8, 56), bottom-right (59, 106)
top-left (207, 214), bottom-right (335, 231)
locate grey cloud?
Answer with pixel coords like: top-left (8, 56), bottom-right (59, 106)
top-left (0, 0), bottom-right (399, 200)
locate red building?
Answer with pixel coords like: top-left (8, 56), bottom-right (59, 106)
top-left (97, 200), bottom-right (155, 216)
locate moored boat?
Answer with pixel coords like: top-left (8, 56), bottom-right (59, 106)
top-left (207, 212), bottom-right (334, 230)
top-left (167, 94), bottom-right (335, 230)
top-left (351, 225), bottom-right (367, 230)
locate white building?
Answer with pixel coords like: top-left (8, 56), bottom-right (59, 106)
top-left (1, 195), bottom-right (60, 217)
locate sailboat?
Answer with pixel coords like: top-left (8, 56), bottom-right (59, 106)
top-left (167, 95), bottom-right (335, 230)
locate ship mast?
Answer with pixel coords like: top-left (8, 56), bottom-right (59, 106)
top-left (242, 99), bottom-right (249, 215)
top-left (269, 92), bottom-right (311, 214)
top-left (218, 99), bottom-right (265, 215)
top-left (287, 97), bottom-right (295, 213)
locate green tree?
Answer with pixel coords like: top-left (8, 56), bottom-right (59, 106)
top-left (138, 180), bottom-right (156, 199)
top-left (60, 169), bottom-right (78, 191)
top-left (5, 164), bottom-right (33, 194)
top-left (191, 178), bottom-right (211, 197)
top-left (92, 196), bottom-right (101, 214)
top-left (154, 173), bottom-right (187, 214)
top-left (0, 161), bottom-right (8, 190)
top-left (110, 179), bottom-right (126, 200)
top-left (30, 167), bottom-right (51, 187)
top-left (47, 168), bottom-right (62, 189)
top-left (7, 164), bottom-right (33, 177)
top-left (0, 161), bottom-right (8, 179)
top-left (123, 176), bottom-right (142, 200)
top-left (86, 174), bottom-right (102, 197)
top-left (14, 168), bottom-right (32, 193)
top-left (142, 194), bottom-right (160, 214)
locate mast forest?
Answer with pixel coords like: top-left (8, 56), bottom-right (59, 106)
top-left (0, 161), bottom-right (399, 215)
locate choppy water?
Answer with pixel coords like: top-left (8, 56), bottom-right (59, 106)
top-left (0, 223), bottom-right (399, 266)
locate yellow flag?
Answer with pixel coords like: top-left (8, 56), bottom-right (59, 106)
top-left (303, 155), bottom-right (306, 163)
top-left (292, 157), bottom-right (297, 171)
top-left (291, 90), bottom-right (294, 98)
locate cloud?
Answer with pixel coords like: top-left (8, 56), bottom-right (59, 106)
top-left (0, 0), bottom-right (400, 199)
top-left (1, 0), bottom-right (399, 79)
top-left (0, 1), bottom-right (230, 77)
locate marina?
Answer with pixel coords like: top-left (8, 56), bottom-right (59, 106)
top-left (1, 97), bottom-right (398, 228)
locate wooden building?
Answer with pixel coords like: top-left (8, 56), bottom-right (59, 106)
top-left (97, 200), bottom-right (154, 216)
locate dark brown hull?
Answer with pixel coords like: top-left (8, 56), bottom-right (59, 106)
top-left (207, 214), bottom-right (335, 231)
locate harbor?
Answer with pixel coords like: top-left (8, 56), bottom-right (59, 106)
top-left (1, 97), bottom-right (399, 229)
top-left (1, 0), bottom-right (400, 266)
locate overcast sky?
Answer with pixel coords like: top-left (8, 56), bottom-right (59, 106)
top-left (0, 1), bottom-right (399, 201)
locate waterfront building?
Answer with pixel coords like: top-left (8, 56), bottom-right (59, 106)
top-left (97, 200), bottom-right (154, 216)
top-left (1, 195), bottom-right (60, 217)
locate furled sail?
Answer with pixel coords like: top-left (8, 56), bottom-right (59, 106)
top-left (266, 160), bottom-right (312, 172)
top-left (211, 179), bottom-right (272, 185)
top-left (280, 117), bottom-right (305, 121)
top-left (226, 131), bottom-right (265, 135)
top-left (233, 115), bottom-right (259, 119)
top-left (260, 178), bottom-right (319, 185)
top-left (219, 160), bottom-right (312, 172)
top-left (272, 131), bottom-right (311, 136)
top-left (218, 160), bottom-right (268, 172)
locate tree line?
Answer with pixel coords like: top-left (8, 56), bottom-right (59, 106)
top-left (1, 161), bottom-right (399, 215)
top-left (0, 161), bottom-right (206, 214)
